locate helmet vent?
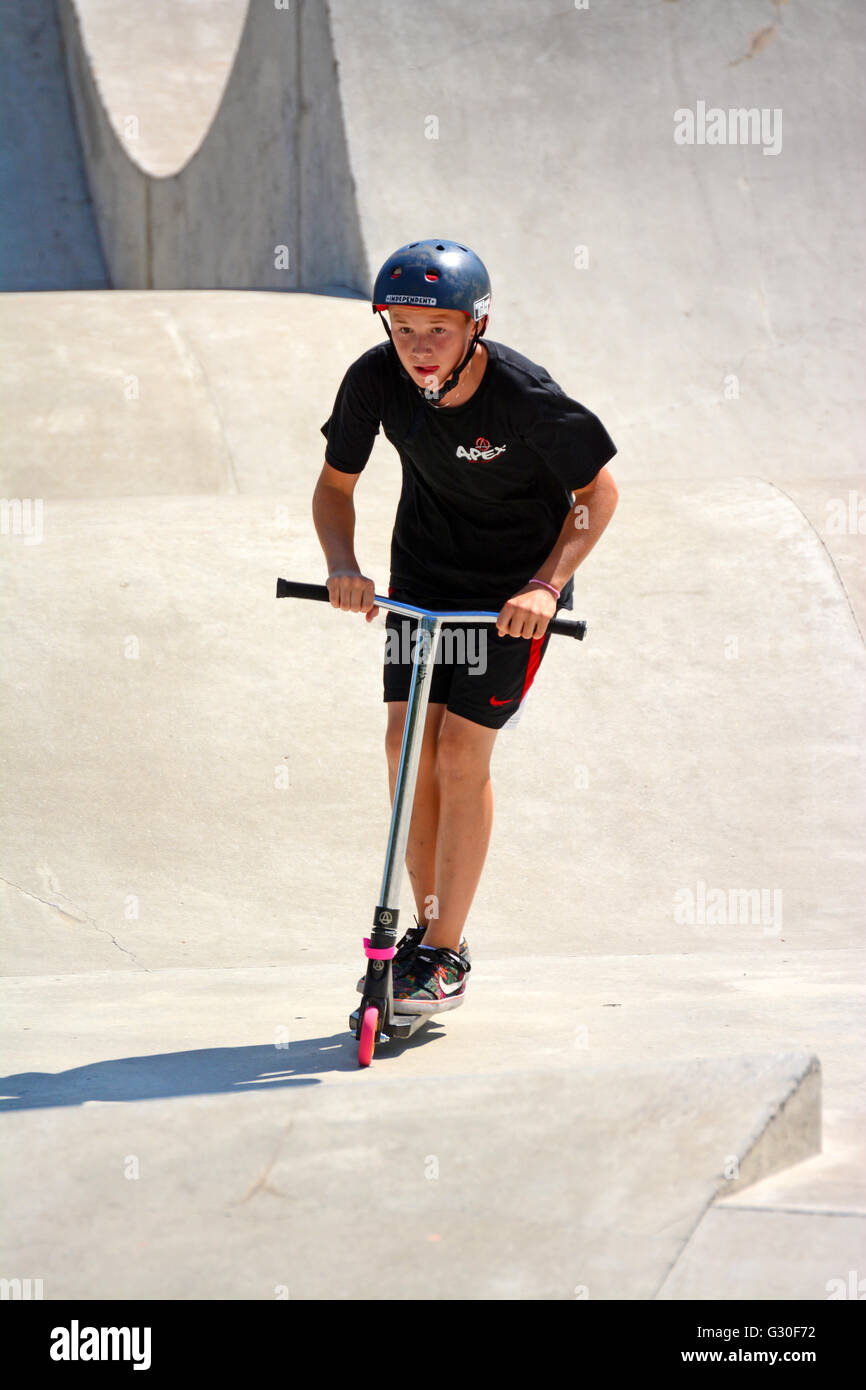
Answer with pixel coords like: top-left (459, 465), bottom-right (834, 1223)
top-left (435, 243), bottom-right (445, 250)
top-left (424, 270), bottom-right (439, 281)
top-left (390, 267), bottom-right (402, 278)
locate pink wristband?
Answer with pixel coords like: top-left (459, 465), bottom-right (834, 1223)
top-left (528, 577), bottom-right (561, 599)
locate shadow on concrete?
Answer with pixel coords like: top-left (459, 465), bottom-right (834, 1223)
top-left (0, 1026), bottom-right (448, 1110)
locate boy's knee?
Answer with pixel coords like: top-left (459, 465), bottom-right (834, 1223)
top-left (385, 703), bottom-right (445, 765)
top-left (436, 725), bottom-right (492, 781)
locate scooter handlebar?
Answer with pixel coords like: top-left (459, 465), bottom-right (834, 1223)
top-left (276, 578), bottom-right (586, 640)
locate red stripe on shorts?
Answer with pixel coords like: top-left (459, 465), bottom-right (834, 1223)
top-left (518, 635), bottom-right (545, 704)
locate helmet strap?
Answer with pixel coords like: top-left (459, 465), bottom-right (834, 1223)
top-left (428, 328), bottom-right (481, 406)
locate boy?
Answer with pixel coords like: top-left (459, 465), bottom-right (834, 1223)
top-left (313, 239), bottom-right (617, 1015)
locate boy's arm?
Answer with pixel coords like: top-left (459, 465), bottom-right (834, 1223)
top-left (497, 466), bottom-right (618, 639)
top-left (312, 461), bottom-right (379, 619)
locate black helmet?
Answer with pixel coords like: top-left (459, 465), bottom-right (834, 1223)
top-left (372, 239), bottom-right (491, 405)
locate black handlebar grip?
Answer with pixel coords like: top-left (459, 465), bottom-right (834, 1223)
top-left (275, 579), bottom-right (330, 602)
top-left (549, 617), bottom-right (587, 640)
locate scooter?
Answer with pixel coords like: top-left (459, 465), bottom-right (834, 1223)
top-left (276, 578), bottom-right (586, 1067)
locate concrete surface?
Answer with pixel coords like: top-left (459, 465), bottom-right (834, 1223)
top-left (1, 485), bottom-right (863, 971)
top-left (1, 0), bottom-right (864, 1302)
top-left (52, 0), bottom-right (866, 476)
top-left (58, 0), bottom-right (367, 292)
top-left (1, 475), bottom-right (862, 1297)
top-left (0, 1050), bottom-right (823, 1300)
top-left (0, 0), bottom-right (107, 290)
top-left (0, 292), bottom-right (374, 498)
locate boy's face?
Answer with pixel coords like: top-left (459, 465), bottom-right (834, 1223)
top-left (387, 306), bottom-right (484, 395)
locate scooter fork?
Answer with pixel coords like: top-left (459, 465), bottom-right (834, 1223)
top-left (352, 606), bottom-right (442, 1058)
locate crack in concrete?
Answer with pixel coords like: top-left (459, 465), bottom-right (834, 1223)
top-left (730, 23), bottom-right (776, 67)
top-left (155, 306), bottom-right (240, 495)
top-left (0, 873), bottom-right (150, 971)
top-left (762, 479), bottom-right (866, 650)
top-left (0, 874), bottom-right (88, 923)
top-left (717, 1204), bottom-right (866, 1218)
top-left (234, 1121), bottom-right (294, 1205)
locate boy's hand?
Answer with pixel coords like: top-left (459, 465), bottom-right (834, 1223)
top-left (496, 583), bottom-right (557, 639)
top-left (326, 570), bottom-right (379, 622)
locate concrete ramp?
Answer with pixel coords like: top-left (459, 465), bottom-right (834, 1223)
top-left (1, 475), bottom-right (861, 1299)
top-left (0, 291), bottom-right (376, 498)
top-left (0, 1035), bottom-right (819, 1299)
top-left (0, 0), bottom-right (107, 289)
top-left (328, 0), bottom-right (865, 477)
top-left (58, 0), bottom-right (367, 292)
top-left (1, 481), bottom-right (863, 972)
top-left (52, 0), bottom-right (866, 475)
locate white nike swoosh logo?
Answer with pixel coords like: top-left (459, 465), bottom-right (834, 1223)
top-left (440, 979), bottom-right (464, 995)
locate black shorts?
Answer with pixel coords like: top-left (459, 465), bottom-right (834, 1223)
top-left (382, 585), bottom-right (564, 730)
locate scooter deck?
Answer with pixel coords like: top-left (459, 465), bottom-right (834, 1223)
top-left (349, 1007), bottom-right (429, 1041)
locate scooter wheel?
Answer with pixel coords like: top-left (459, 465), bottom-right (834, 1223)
top-left (358, 1005), bottom-right (378, 1068)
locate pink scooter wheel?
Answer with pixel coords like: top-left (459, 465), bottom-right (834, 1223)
top-left (358, 1005), bottom-right (378, 1068)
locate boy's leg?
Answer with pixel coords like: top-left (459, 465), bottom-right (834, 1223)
top-left (420, 711), bottom-right (499, 954)
top-left (409, 620), bottom-right (559, 951)
top-left (385, 705), bottom-right (499, 954)
top-left (385, 701), bottom-right (447, 928)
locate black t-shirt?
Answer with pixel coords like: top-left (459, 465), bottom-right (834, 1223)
top-left (320, 338), bottom-right (616, 611)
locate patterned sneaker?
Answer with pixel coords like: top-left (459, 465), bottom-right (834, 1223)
top-left (392, 944), bottom-right (471, 1014)
top-left (356, 917), bottom-right (471, 994)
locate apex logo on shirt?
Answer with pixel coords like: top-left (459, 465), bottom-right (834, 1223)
top-left (456, 436), bottom-right (508, 462)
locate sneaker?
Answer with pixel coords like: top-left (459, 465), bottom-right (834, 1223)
top-left (392, 944), bottom-right (471, 1014)
top-left (356, 916), bottom-right (471, 994)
